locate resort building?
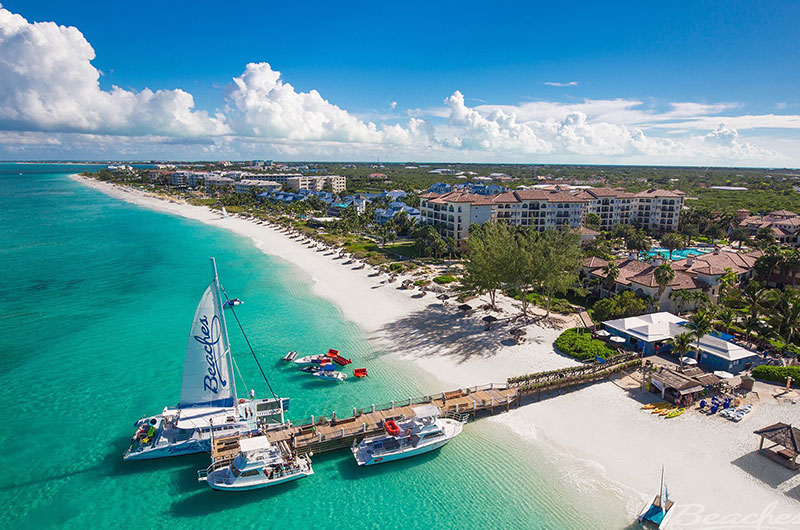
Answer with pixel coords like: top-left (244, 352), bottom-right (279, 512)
top-left (374, 201), bottom-right (421, 225)
top-left (574, 187), bottom-right (684, 233)
top-left (583, 249), bottom-right (762, 313)
top-left (286, 175), bottom-right (346, 193)
top-left (419, 189), bottom-right (585, 250)
top-left (737, 209), bottom-right (800, 246)
top-left (204, 176), bottom-right (234, 193)
top-left (235, 180), bottom-right (282, 194)
top-left (601, 312), bottom-right (759, 374)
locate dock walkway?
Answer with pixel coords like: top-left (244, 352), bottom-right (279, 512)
top-left (210, 353), bottom-right (642, 465)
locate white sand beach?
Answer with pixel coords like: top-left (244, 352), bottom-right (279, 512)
top-left (72, 174), bottom-right (800, 529)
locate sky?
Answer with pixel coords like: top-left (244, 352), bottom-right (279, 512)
top-left (0, 1), bottom-right (799, 166)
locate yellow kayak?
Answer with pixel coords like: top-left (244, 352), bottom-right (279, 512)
top-left (666, 407), bottom-right (686, 418)
top-left (642, 401), bottom-right (667, 410)
top-left (658, 407), bottom-right (676, 416)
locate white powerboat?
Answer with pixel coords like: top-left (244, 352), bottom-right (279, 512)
top-left (351, 405), bottom-right (463, 466)
top-left (124, 258), bottom-right (289, 461)
top-left (198, 436), bottom-right (313, 491)
top-left (293, 354), bottom-right (329, 366)
top-left (313, 370), bottom-right (347, 382)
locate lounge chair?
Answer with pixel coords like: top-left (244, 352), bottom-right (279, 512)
top-left (698, 400), bottom-right (706, 410)
top-left (710, 404), bottom-right (719, 414)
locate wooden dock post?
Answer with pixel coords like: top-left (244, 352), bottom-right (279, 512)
top-left (340, 427), bottom-right (344, 437)
top-left (311, 415), bottom-right (315, 424)
top-left (371, 404), bottom-right (375, 413)
top-left (332, 411), bottom-right (336, 423)
top-left (390, 400), bottom-right (395, 409)
top-left (455, 403), bottom-right (459, 413)
top-left (408, 397), bottom-right (412, 406)
top-left (362, 423), bottom-right (367, 432)
top-left (353, 407), bottom-right (357, 417)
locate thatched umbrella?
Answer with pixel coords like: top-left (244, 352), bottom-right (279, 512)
top-left (437, 294), bottom-right (450, 301)
top-left (482, 315), bottom-right (498, 323)
top-left (510, 328), bottom-right (527, 336)
top-left (458, 304), bottom-right (472, 312)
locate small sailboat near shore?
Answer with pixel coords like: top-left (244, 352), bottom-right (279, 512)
top-left (638, 466), bottom-right (676, 528)
top-left (124, 258), bottom-right (288, 461)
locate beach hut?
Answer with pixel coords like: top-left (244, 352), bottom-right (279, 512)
top-left (650, 370), bottom-right (705, 405)
top-left (753, 423), bottom-right (800, 471)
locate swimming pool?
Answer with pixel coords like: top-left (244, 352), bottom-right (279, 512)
top-left (645, 247), bottom-right (713, 259)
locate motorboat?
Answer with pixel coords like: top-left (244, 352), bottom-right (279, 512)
top-left (198, 436), bottom-right (313, 491)
top-left (293, 354), bottom-right (331, 366)
top-left (313, 369), bottom-right (347, 382)
top-left (351, 405), bottom-right (462, 466)
top-left (124, 258), bottom-right (288, 461)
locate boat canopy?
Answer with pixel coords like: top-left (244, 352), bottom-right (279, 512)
top-left (239, 436), bottom-right (271, 453)
top-left (412, 404), bottom-right (441, 418)
top-left (174, 407), bottom-right (236, 429)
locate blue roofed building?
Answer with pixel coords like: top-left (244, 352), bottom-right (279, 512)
top-left (374, 201), bottom-right (421, 225)
top-left (429, 182), bottom-right (452, 194)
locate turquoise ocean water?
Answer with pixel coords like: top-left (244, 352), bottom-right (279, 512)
top-left (0, 164), bottom-right (630, 529)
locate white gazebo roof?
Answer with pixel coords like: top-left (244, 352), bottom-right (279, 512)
top-left (698, 334), bottom-right (758, 362)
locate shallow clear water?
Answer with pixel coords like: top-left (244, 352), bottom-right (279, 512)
top-left (0, 164), bottom-right (630, 529)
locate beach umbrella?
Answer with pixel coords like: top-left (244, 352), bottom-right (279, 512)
top-left (609, 336), bottom-right (626, 344)
top-left (510, 328), bottom-right (527, 336)
top-left (482, 315), bottom-right (498, 323)
top-left (458, 304), bottom-right (472, 311)
top-left (437, 294), bottom-right (450, 300)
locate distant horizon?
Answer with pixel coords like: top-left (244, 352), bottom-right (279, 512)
top-left (3, 160), bottom-right (799, 171)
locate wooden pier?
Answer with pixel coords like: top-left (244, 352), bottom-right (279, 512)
top-left (210, 353), bottom-right (641, 466)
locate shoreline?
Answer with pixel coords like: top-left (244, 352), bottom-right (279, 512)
top-left (71, 174), bottom-right (800, 528)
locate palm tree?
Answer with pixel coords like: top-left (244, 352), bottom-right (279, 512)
top-left (689, 307), bottom-right (716, 361)
top-left (742, 313), bottom-right (761, 343)
top-left (669, 332), bottom-right (695, 369)
top-left (653, 262), bottom-right (675, 308)
top-left (602, 260), bottom-right (620, 294)
top-left (742, 281), bottom-right (767, 317)
top-left (714, 306), bottom-right (737, 334)
top-left (660, 232), bottom-right (684, 261)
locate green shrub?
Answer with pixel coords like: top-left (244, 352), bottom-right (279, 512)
top-left (752, 366), bottom-right (800, 387)
top-left (432, 275), bottom-right (457, 284)
top-left (413, 279), bottom-right (427, 286)
top-left (389, 263), bottom-right (404, 271)
top-left (555, 328), bottom-right (615, 361)
top-left (590, 290), bottom-right (648, 322)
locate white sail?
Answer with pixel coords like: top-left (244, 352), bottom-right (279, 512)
top-left (178, 283), bottom-right (233, 408)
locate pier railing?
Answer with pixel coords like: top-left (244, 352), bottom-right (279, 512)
top-left (507, 353), bottom-right (640, 392)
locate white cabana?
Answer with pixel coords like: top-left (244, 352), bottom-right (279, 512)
top-left (595, 329), bottom-right (611, 337)
top-left (714, 370), bottom-right (735, 379)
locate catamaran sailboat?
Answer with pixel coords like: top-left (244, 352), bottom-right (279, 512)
top-left (198, 436), bottom-right (313, 491)
top-left (351, 405), bottom-right (463, 466)
top-left (124, 258), bottom-right (289, 461)
top-left (638, 466), bottom-right (676, 529)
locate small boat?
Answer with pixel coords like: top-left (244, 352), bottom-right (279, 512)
top-left (353, 368), bottom-right (368, 378)
top-left (198, 436), bottom-right (313, 491)
top-left (351, 405), bottom-right (463, 466)
top-left (299, 365), bottom-right (321, 374)
top-left (665, 408), bottom-right (685, 419)
top-left (313, 370), bottom-right (347, 382)
top-left (223, 298), bottom-right (244, 307)
top-left (642, 402), bottom-right (667, 410)
top-left (293, 354), bottom-right (330, 366)
top-left (658, 407), bottom-right (675, 417)
top-left (281, 351), bottom-right (298, 362)
top-left (638, 466), bottom-right (675, 528)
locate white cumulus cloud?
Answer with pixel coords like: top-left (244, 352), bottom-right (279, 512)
top-left (0, 7), bottom-right (228, 136)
